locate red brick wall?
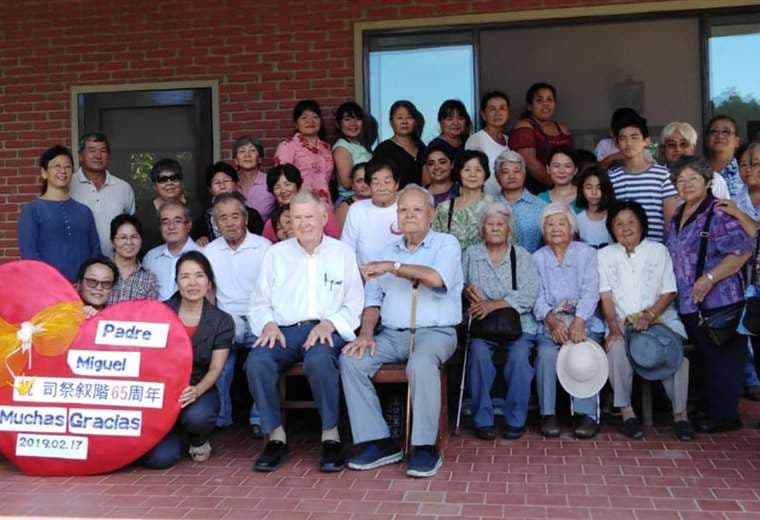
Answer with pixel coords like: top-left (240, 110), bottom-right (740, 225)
top-left (0, 0), bottom-right (671, 260)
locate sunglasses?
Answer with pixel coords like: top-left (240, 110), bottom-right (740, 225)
top-left (156, 174), bottom-right (182, 184)
top-left (83, 277), bottom-right (114, 289)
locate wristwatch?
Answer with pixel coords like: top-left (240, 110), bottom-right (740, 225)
top-left (706, 272), bottom-right (715, 282)
top-left (393, 261), bottom-right (402, 274)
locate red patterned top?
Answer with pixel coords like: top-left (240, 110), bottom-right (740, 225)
top-left (509, 119), bottom-right (575, 165)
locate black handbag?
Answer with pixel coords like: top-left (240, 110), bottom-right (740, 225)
top-left (741, 233), bottom-right (760, 335)
top-left (469, 245), bottom-right (523, 343)
top-left (694, 203), bottom-right (743, 347)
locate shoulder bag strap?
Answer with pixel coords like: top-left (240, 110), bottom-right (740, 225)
top-left (695, 203), bottom-right (715, 280)
top-left (510, 242), bottom-right (517, 291)
top-left (752, 232), bottom-right (760, 286)
top-left (447, 198), bottom-right (455, 232)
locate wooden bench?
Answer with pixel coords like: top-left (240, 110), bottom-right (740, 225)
top-left (279, 362), bottom-right (448, 447)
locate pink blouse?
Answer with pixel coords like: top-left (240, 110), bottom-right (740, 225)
top-left (274, 133), bottom-right (335, 201)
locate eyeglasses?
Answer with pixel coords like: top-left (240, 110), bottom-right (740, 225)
top-left (83, 277), bottom-right (114, 289)
top-left (708, 129), bottom-right (734, 137)
top-left (156, 174), bottom-right (182, 184)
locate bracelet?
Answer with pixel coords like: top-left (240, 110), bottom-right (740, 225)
top-left (643, 309), bottom-right (656, 320)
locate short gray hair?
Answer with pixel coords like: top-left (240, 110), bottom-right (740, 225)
top-left (539, 202), bottom-right (577, 237)
top-left (398, 183), bottom-right (435, 209)
top-left (493, 150), bottom-right (526, 177)
top-left (213, 191), bottom-right (248, 216)
top-left (290, 189), bottom-right (327, 212)
top-left (158, 201), bottom-right (191, 222)
top-left (660, 122), bottom-right (698, 147)
top-left (670, 155), bottom-right (713, 185)
top-left (479, 202), bottom-right (513, 239)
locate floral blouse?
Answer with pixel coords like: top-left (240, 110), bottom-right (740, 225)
top-left (432, 194), bottom-right (493, 250)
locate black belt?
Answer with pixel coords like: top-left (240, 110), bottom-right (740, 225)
top-left (285, 320), bottom-right (320, 328)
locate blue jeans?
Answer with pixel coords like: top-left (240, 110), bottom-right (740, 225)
top-left (467, 334), bottom-right (536, 428)
top-left (143, 387), bottom-right (219, 469)
top-left (535, 332), bottom-right (602, 420)
top-left (216, 319), bottom-right (261, 428)
top-left (244, 321), bottom-right (345, 434)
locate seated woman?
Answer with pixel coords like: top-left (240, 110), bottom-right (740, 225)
top-left (108, 213), bottom-right (158, 303)
top-left (598, 200), bottom-right (693, 441)
top-left (428, 99), bottom-right (472, 165)
top-left (143, 251), bottom-right (234, 468)
top-left (333, 102), bottom-right (373, 204)
top-left (274, 99), bottom-right (334, 201)
top-left (463, 203), bottom-right (539, 441)
top-left (19, 145), bottom-right (100, 282)
top-left (666, 156), bottom-right (753, 434)
top-left (432, 150), bottom-right (493, 250)
top-left (335, 162), bottom-right (371, 227)
top-left (424, 143), bottom-right (459, 207)
top-left (192, 161), bottom-right (264, 246)
top-left (373, 100), bottom-right (425, 188)
top-left (494, 150), bottom-right (547, 253)
top-left (575, 166), bottom-right (615, 248)
top-left (537, 145), bottom-right (580, 213)
top-left (533, 203), bottom-right (604, 439)
top-left (261, 164), bottom-right (341, 242)
top-left (509, 83), bottom-right (574, 194)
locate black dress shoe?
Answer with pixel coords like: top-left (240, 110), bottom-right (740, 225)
top-left (673, 420), bottom-right (695, 441)
top-left (319, 440), bottom-right (346, 472)
top-left (696, 417), bottom-right (742, 434)
top-left (621, 417), bottom-right (644, 439)
top-left (473, 425), bottom-right (497, 440)
top-left (254, 441), bottom-right (290, 472)
top-left (541, 415), bottom-right (561, 438)
top-left (502, 424), bottom-right (527, 440)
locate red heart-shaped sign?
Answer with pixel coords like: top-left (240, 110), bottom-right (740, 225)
top-left (0, 260), bottom-right (192, 476)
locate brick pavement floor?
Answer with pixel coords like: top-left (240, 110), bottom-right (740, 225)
top-left (1, 401), bottom-right (759, 520)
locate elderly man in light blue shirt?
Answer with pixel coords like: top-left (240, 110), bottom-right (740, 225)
top-left (340, 184), bottom-right (463, 478)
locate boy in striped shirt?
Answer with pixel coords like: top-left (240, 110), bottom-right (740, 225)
top-left (607, 114), bottom-right (678, 242)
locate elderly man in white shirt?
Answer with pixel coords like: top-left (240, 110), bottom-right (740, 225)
top-left (69, 132), bottom-right (136, 257)
top-left (203, 192), bottom-right (271, 431)
top-left (246, 190), bottom-right (364, 473)
top-left (341, 159), bottom-right (403, 264)
top-left (598, 200), bottom-right (692, 442)
top-left (143, 201), bottom-right (200, 301)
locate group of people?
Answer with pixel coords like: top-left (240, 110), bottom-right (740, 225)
top-left (16, 83), bottom-right (760, 479)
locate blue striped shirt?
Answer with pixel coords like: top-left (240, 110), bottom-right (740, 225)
top-left (608, 163), bottom-right (677, 242)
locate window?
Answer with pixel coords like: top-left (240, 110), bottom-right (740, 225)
top-left (366, 32), bottom-right (476, 144)
top-left (708, 14), bottom-right (760, 141)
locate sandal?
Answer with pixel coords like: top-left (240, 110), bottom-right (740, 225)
top-left (189, 441), bottom-right (212, 462)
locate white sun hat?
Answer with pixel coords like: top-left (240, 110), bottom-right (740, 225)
top-left (556, 339), bottom-right (609, 399)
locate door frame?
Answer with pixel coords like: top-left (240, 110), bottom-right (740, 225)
top-left (70, 80), bottom-right (220, 170)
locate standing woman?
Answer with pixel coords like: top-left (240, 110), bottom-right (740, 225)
top-left (465, 91), bottom-right (510, 196)
top-left (333, 102), bottom-right (373, 204)
top-left (510, 82), bottom-right (574, 193)
top-left (666, 156), bottom-right (752, 433)
top-left (537, 145), bottom-right (580, 213)
top-left (19, 145), bottom-right (100, 282)
top-left (143, 251), bottom-right (234, 468)
top-left (108, 213), bottom-right (158, 303)
top-left (274, 99), bottom-right (335, 201)
top-left (424, 143), bottom-right (458, 207)
top-left (429, 99), bottom-right (472, 164)
top-left (373, 100), bottom-right (425, 188)
top-left (233, 136), bottom-right (275, 222)
top-left (433, 150), bottom-right (494, 250)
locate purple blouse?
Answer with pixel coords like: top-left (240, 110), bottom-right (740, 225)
top-left (532, 241), bottom-right (604, 334)
top-left (665, 195), bottom-right (752, 314)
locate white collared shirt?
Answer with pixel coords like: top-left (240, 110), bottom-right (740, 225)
top-left (597, 239), bottom-right (685, 337)
top-left (203, 232), bottom-right (271, 317)
top-left (248, 236), bottom-right (364, 341)
top-left (69, 168), bottom-right (136, 257)
top-left (143, 238), bottom-right (201, 301)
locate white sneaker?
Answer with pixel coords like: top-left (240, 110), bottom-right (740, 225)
top-left (189, 441), bottom-right (211, 462)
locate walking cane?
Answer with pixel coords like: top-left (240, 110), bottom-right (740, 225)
top-left (455, 315), bottom-right (473, 435)
top-left (404, 280), bottom-right (420, 460)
